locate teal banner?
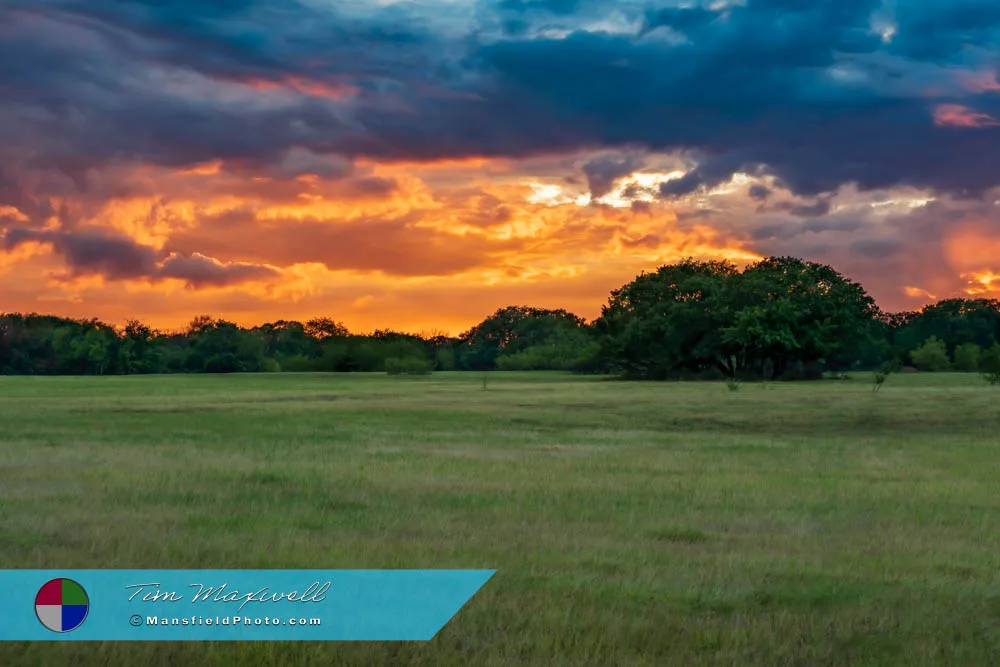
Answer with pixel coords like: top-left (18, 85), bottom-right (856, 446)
top-left (1, 569), bottom-right (494, 641)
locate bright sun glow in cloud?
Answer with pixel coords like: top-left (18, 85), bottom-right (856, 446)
top-left (526, 183), bottom-right (588, 206)
top-left (963, 271), bottom-right (1000, 295)
top-left (5, 0), bottom-right (1000, 336)
top-left (870, 198), bottom-right (934, 211)
top-left (595, 171), bottom-right (687, 207)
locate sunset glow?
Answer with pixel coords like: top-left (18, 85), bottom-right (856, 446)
top-left (2, 0), bottom-right (1000, 333)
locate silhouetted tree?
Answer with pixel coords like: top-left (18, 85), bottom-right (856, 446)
top-left (0, 257), bottom-right (996, 379)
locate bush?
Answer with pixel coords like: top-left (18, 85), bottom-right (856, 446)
top-left (203, 353), bottom-right (240, 374)
top-left (980, 343), bottom-right (1000, 386)
top-left (384, 357), bottom-right (432, 376)
top-left (568, 342), bottom-right (605, 374)
top-left (872, 358), bottom-right (900, 393)
top-left (494, 351), bottom-right (538, 371)
top-left (434, 348), bottom-right (456, 371)
top-left (954, 343), bottom-right (982, 372)
top-left (280, 354), bottom-right (315, 372)
top-left (910, 336), bottom-right (950, 372)
top-left (315, 342), bottom-right (355, 372)
top-left (495, 343), bottom-right (583, 371)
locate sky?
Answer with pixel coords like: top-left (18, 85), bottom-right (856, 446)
top-left (1, 0), bottom-right (999, 334)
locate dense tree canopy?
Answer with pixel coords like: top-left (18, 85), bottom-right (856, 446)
top-left (721, 257), bottom-right (879, 379)
top-left (1, 256), bottom-right (999, 379)
top-left (458, 306), bottom-right (592, 371)
top-left (595, 257), bottom-right (880, 379)
top-left (596, 259), bottom-right (738, 380)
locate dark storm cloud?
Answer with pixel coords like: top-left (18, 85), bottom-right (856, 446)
top-left (888, 0), bottom-right (1000, 60)
top-left (658, 172), bottom-right (706, 199)
top-left (348, 176), bottom-right (399, 197)
top-left (748, 185), bottom-right (772, 201)
top-left (2, 227), bottom-right (278, 286)
top-left (159, 252), bottom-right (280, 287)
top-left (496, 0), bottom-right (583, 14)
top-left (773, 198), bottom-right (833, 218)
top-left (3, 0), bottom-right (1000, 213)
top-left (803, 217), bottom-right (866, 234)
top-left (658, 153), bottom-right (765, 199)
top-left (749, 215), bottom-right (866, 241)
top-left (0, 0), bottom-right (438, 186)
top-left (621, 183), bottom-right (652, 200)
top-left (849, 237), bottom-right (903, 258)
top-left (640, 6), bottom-right (720, 37)
top-left (4, 228), bottom-right (158, 279)
top-left (582, 151), bottom-right (645, 198)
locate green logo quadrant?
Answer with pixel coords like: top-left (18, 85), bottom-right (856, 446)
top-left (35, 578), bottom-right (89, 633)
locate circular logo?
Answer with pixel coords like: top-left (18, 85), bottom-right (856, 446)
top-left (35, 578), bottom-right (89, 633)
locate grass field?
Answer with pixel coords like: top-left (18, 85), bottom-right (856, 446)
top-left (2, 371), bottom-right (1000, 666)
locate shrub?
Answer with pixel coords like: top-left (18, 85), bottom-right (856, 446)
top-left (203, 353), bottom-right (240, 374)
top-left (384, 356), bottom-right (432, 376)
top-left (954, 343), bottom-right (982, 372)
top-left (568, 342), bottom-right (604, 374)
top-left (980, 343), bottom-right (1000, 386)
top-left (495, 352), bottom-right (538, 371)
top-left (315, 342), bottom-right (354, 372)
top-left (872, 370), bottom-right (887, 391)
top-left (910, 336), bottom-right (950, 372)
top-left (406, 358), bottom-right (433, 375)
top-left (872, 358), bottom-right (900, 393)
top-left (434, 348), bottom-right (456, 371)
top-left (495, 340), bottom-right (600, 371)
top-left (280, 354), bottom-right (315, 372)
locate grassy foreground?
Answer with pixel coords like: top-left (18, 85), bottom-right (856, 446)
top-left (1, 371), bottom-right (1000, 666)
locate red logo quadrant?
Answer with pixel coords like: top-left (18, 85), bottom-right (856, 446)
top-left (35, 578), bottom-right (89, 633)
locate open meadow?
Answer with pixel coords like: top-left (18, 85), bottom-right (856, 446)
top-left (2, 371), bottom-right (1000, 666)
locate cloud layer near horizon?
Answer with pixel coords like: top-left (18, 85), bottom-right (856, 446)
top-left (1, 0), bottom-right (999, 332)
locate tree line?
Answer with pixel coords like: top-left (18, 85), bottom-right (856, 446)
top-left (2, 256), bottom-right (1000, 380)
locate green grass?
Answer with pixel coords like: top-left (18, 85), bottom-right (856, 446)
top-left (2, 371), bottom-right (1000, 666)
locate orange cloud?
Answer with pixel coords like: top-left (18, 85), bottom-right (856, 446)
top-left (177, 160), bottom-right (223, 176)
top-left (944, 225), bottom-right (1000, 270)
top-left (358, 156), bottom-right (512, 174)
top-left (0, 205), bottom-right (29, 222)
top-left (942, 223), bottom-right (1000, 298)
top-left (0, 239), bottom-right (47, 272)
top-left (904, 285), bottom-right (937, 300)
top-left (0, 153), bottom-right (767, 332)
top-left (224, 76), bottom-right (359, 101)
top-left (933, 104), bottom-right (1000, 128)
top-left (963, 271), bottom-right (1000, 296)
